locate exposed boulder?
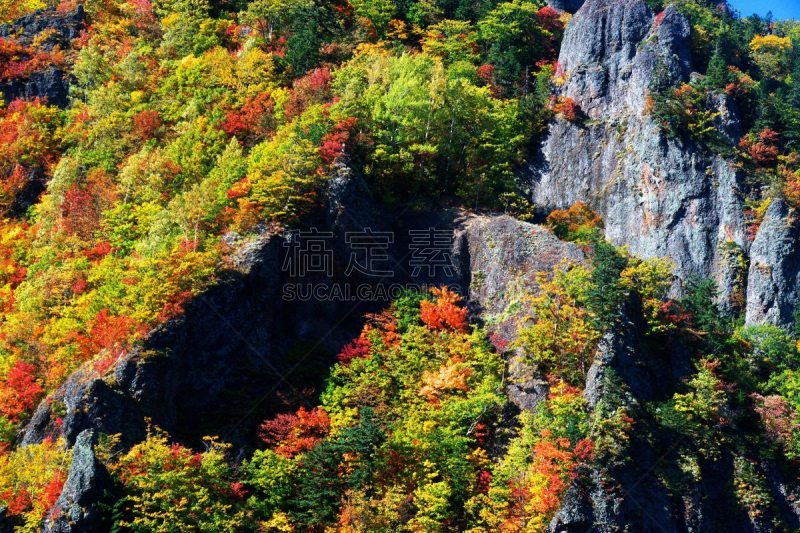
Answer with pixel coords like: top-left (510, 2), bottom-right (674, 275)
top-left (452, 214), bottom-right (586, 411)
top-left (43, 430), bottom-right (112, 533)
top-left (454, 214), bottom-right (585, 323)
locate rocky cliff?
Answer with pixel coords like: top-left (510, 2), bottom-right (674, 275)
top-left (530, 0), bottom-right (799, 328)
top-left (19, 165), bottom-right (594, 529)
top-left (528, 0), bottom-right (800, 529)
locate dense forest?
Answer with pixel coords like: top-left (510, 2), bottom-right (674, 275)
top-left (1, 0), bottom-right (800, 529)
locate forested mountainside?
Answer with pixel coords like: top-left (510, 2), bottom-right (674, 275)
top-left (1, 0), bottom-right (800, 529)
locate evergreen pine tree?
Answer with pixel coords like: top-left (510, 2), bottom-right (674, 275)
top-left (705, 45), bottom-right (730, 90)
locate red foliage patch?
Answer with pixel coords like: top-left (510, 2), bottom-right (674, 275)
top-left (133, 109), bottom-right (161, 140)
top-left (84, 240), bottom-right (112, 262)
top-left (284, 68), bottom-right (332, 120)
top-left (476, 469), bottom-right (492, 493)
top-left (337, 336), bottom-right (371, 364)
top-left (552, 97), bottom-right (580, 122)
top-left (319, 117), bottom-right (358, 164)
top-left (222, 92), bottom-right (275, 144)
top-left (40, 470), bottom-right (67, 517)
top-left (259, 407), bottom-right (331, 458)
top-left (0, 360), bottom-right (44, 423)
top-left (785, 171), bottom-right (800, 209)
top-left (739, 128), bottom-right (780, 168)
top-left (259, 406), bottom-right (331, 458)
top-left (537, 6), bottom-right (563, 32)
top-left (476, 64), bottom-right (501, 96)
top-left (658, 300), bottom-right (692, 328)
top-left (546, 201), bottom-right (603, 239)
top-left (0, 39), bottom-right (65, 82)
top-left (751, 393), bottom-right (799, 446)
top-left (77, 309), bottom-right (136, 363)
top-left (420, 287), bottom-right (468, 333)
top-left (61, 169), bottom-right (116, 238)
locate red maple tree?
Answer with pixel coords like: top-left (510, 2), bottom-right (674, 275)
top-left (259, 406), bottom-right (331, 458)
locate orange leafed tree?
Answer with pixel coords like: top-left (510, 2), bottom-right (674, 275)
top-left (546, 201), bottom-right (603, 241)
top-left (420, 287), bottom-right (468, 332)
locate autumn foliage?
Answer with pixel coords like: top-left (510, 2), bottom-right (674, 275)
top-left (0, 98), bottom-right (62, 213)
top-left (259, 407), bottom-right (331, 458)
top-left (420, 287), bottom-right (469, 332)
top-left (0, 361), bottom-right (43, 423)
top-left (336, 335), bottom-right (371, 364)
top-left (546, 201), bottom-right (604, 242)
top-left (0, 38), bottom-right (64, 82)
top-left (222, 92), bottom-right (275, 144)
top-left (552, 96), bottom-right (580, 122)
top-left (739, 128), bottom-right (780, 168)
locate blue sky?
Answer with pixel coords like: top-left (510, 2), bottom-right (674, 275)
top-left (727, 0), bottom-right (800, 20)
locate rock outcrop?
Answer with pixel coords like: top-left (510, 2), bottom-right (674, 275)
top-left (43, 430), bottom-right (112, 533)
top-left (0, 5), bottom-right (85, 45)
top-left (22, 165), bottom-right (388, 450)
top-left (529, 0), bottom-right (756, 318)
top-left (745, 200), bottom-right (800, 327)
top-left (23, 194), bottom-right (587, 451)
top-left (550, 299), bottom-right (800, 532)
top-left (453, 215), bottom-right (586, 411)
top-left (0, 6), bottom-right (84, 107)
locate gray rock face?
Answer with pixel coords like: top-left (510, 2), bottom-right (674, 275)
top-left (453, 215), bottom-right (586, 411)
top-left (1, 66), bottom-right (72, 108)
top-left (0, 5), bottom-right (85, 46)
top-left (43, 430), bottom-right (111, 533)
top-left (745, 200), bottom-right (800, 327)
top-left (529, 0), bottom-right (752, 312)
top-left (454, 214), bottom-right (585, 320)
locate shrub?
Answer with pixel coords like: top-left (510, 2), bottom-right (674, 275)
top-left (111, 432), bottom-right (248, 532)
top-left (546, 201), bottom-right (603, 242)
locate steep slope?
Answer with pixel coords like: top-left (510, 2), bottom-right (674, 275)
top-left (20, 176), bottom-right (590, 530)
top-left (529, 0), bottom-right (797, 325)
top-left (527, 1), bottom-right (800, 529)
top-left (21, 176), bottom-right (586, 450)
top-left (3, 0), bottom-right (800, 530)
